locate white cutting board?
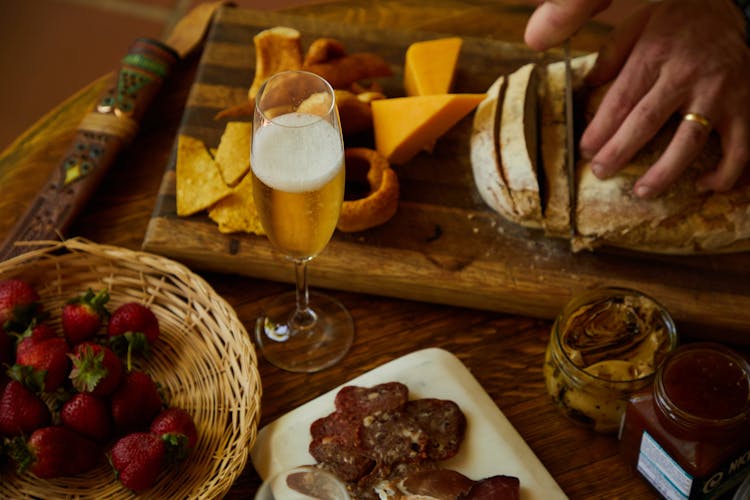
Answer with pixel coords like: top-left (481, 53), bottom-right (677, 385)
top-left (250, 347), bottom-right (567, 499)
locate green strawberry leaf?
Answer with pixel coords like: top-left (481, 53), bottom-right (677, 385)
top-left (161, 433), bottom-right (190, 463)
top-left (69, 348), bottom-right (107, 393)
top-left (109, 332), bottom-right (150, 372)
top-left (68, 288), bottom-right (110, 320)
top-left (6, 364), bottom-right (46, 393)
top-left (7, 435), bottom-right (35, 474)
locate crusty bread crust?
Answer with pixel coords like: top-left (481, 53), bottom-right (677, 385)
top-left (470, 75), bottom-right (517, 220)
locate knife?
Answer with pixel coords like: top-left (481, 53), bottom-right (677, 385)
top-left (0, 1), bottom-right (229, 261)
top-left (563, 39), bottom-right (577, 238)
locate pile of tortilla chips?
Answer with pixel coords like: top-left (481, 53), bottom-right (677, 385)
top-left (175, 121), bottom-right (265, 235)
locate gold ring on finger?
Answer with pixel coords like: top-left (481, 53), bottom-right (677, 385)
top-left (683, 112), bottom-right (712, 131)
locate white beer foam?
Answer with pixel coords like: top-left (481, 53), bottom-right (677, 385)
top-left (252, 112), bottom-right (343, 193)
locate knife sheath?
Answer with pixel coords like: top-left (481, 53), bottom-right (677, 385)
top-left (0, 38), bottom-right (179, 261)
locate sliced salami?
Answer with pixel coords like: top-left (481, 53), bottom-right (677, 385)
top-left (359, 409), bottom-right (429, 464)
top-left (334, 381), bottom-right (409, 417)
top-left (463, 475), bottom-right (521, 500)
top-left (308, 435), bottom-right (375, 482)
top-left (308, 382), bottom-right (519, 497)
top-left (310, 410), bottom-right (360, 442)
top-left (404, 398), bottom-right (467, 460)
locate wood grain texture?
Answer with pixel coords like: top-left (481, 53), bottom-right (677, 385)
top-left (0, 1), bottom-right (745, 499)
top-left (143, 5), bottom-right (750, 344)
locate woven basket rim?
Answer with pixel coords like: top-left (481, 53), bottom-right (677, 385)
top-left (0, 238), bottom-right (261, 499)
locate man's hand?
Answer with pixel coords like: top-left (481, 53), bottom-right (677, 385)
top-left (581, 0), bottom-right (750, 197)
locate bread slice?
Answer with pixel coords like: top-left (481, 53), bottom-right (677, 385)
top-left (470, 75), bottom-right (517, 220)
top-left (539, 53), bottom-right (598, 237)
top-left (499, 63), bottom-right (542, 227)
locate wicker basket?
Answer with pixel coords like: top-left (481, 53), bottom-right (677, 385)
top-left (0, 239), bottom-right (261, 499)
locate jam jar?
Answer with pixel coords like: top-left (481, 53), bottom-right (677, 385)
top-left (543, 287), bottom-right (678, 433)
top-left (620, 342), bottom-right (750, 500)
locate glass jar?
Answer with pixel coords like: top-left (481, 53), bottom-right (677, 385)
top-left (543, 287), bottom-right (678, 433)
top-left (620, 343), bottom-right (750, 500)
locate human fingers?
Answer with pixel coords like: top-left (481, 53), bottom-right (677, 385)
top-left (631, 109), bottom-right (715, 198)
top-left (584, 2), bottom-right (654, 87)
top-left (697, 119), bottom-right (750, 193)
top-left (584, 74), bottom-right (684, 180)
top-left (579, 3), bottom-right (655, 161)
top-left (579, 37), bottom-right (668, 165)
top-left (524, 0), bottom-right (612, 51)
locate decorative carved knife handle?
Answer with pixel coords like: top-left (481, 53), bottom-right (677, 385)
top-left (0, 38), bottom-right (179, 261)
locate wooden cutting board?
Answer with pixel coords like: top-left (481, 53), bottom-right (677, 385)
top-left (143, 6), bottom-right (750, 344)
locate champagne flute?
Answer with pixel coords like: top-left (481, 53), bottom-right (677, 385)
top-left (251, 70), bottom-right (353, 373)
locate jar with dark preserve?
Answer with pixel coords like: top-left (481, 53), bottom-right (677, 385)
top-left (619, 343), bottom-right (750, 500)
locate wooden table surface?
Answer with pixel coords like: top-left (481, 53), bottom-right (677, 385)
top-left (0, 1), bottom-right (729, 498)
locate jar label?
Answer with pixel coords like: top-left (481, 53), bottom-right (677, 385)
top-left (637, 431), bottom-right (693, 499)
top-left (636, 431), bottom-right (750, 499)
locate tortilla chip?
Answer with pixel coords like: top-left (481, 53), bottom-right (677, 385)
top-left (208, 171), bottom-right (265, 235)
top-left (215, 121), bottom-right (252, 186)
top-left (176, 135), bottom-right (232, 216)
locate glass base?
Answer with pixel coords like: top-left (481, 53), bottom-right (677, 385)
top-left (255, 290), bottom-right (354, 373)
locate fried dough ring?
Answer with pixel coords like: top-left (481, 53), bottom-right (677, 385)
top-left (338, 148), bottom-right (399, 232)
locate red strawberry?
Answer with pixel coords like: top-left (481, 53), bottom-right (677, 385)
top-left (0, 380), bottom-right (51, 437)
top-left (150, 407), bottom-right (198, 461)
top-left (110, 432), bottom-right (166, 491)
top-left (69, 342), bottom-right (123, 396)
top-left (61, 392), bottom-right (112, 442)
top-left (0, 279), bottom-right (42, 334)
top-left (111, 370), bottom-right (162, 433)
top-left (8, 426), bottom-right (100, 478)
top-left (14, 321), bottom-right (57, 356)
top-left (62, 288), bottom-right (110, 344)
top-left (107, 302), bottom-right (160, 371)
top-left (10, 335), bottom-right (70, 392)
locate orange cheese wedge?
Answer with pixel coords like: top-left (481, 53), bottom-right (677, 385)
top-left (404, 37), bottom-right (463, 96)
top-left (372, 94), bottom-right (485, 165)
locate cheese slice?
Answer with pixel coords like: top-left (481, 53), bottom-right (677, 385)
top-left (404, 37), bottom-right (463, 96)
top-left (372, 94), bottom-right (485, 165)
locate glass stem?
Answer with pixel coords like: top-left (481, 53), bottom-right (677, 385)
top-left (292, 259), bottom-right (316, 330)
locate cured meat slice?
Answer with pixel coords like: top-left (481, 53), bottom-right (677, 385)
top-left (308, 435), bottom-right (375, 482)
top-left (359, 409), bottom-right (429, 464)
top-left (308, 382), bottom-right (520, 498)
top-left (334, 381), bottom-right (408, 416)
top-left (404, 398), bottom-right (467, 460)
top-left (368, 461), bottom-right (442, 499)
top-left (463, 475), bottom-right (521, 500)
top-left (399, 469), bottom-right (475, 498)
top-left (310, 410), bottom-right (360, 442)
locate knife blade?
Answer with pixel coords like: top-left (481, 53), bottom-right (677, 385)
top-left (0, 1), bottom-right (229, 261)
top-left (563, 39), bottom-right (577, 238)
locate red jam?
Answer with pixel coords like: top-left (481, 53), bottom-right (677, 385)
top-left (663, 349), bottom-right (749, 421)
top-left (619, 343), bottom-right (750, 499)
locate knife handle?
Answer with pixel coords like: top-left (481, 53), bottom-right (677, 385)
top-left (0, 38), bottom-right (179, 261)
